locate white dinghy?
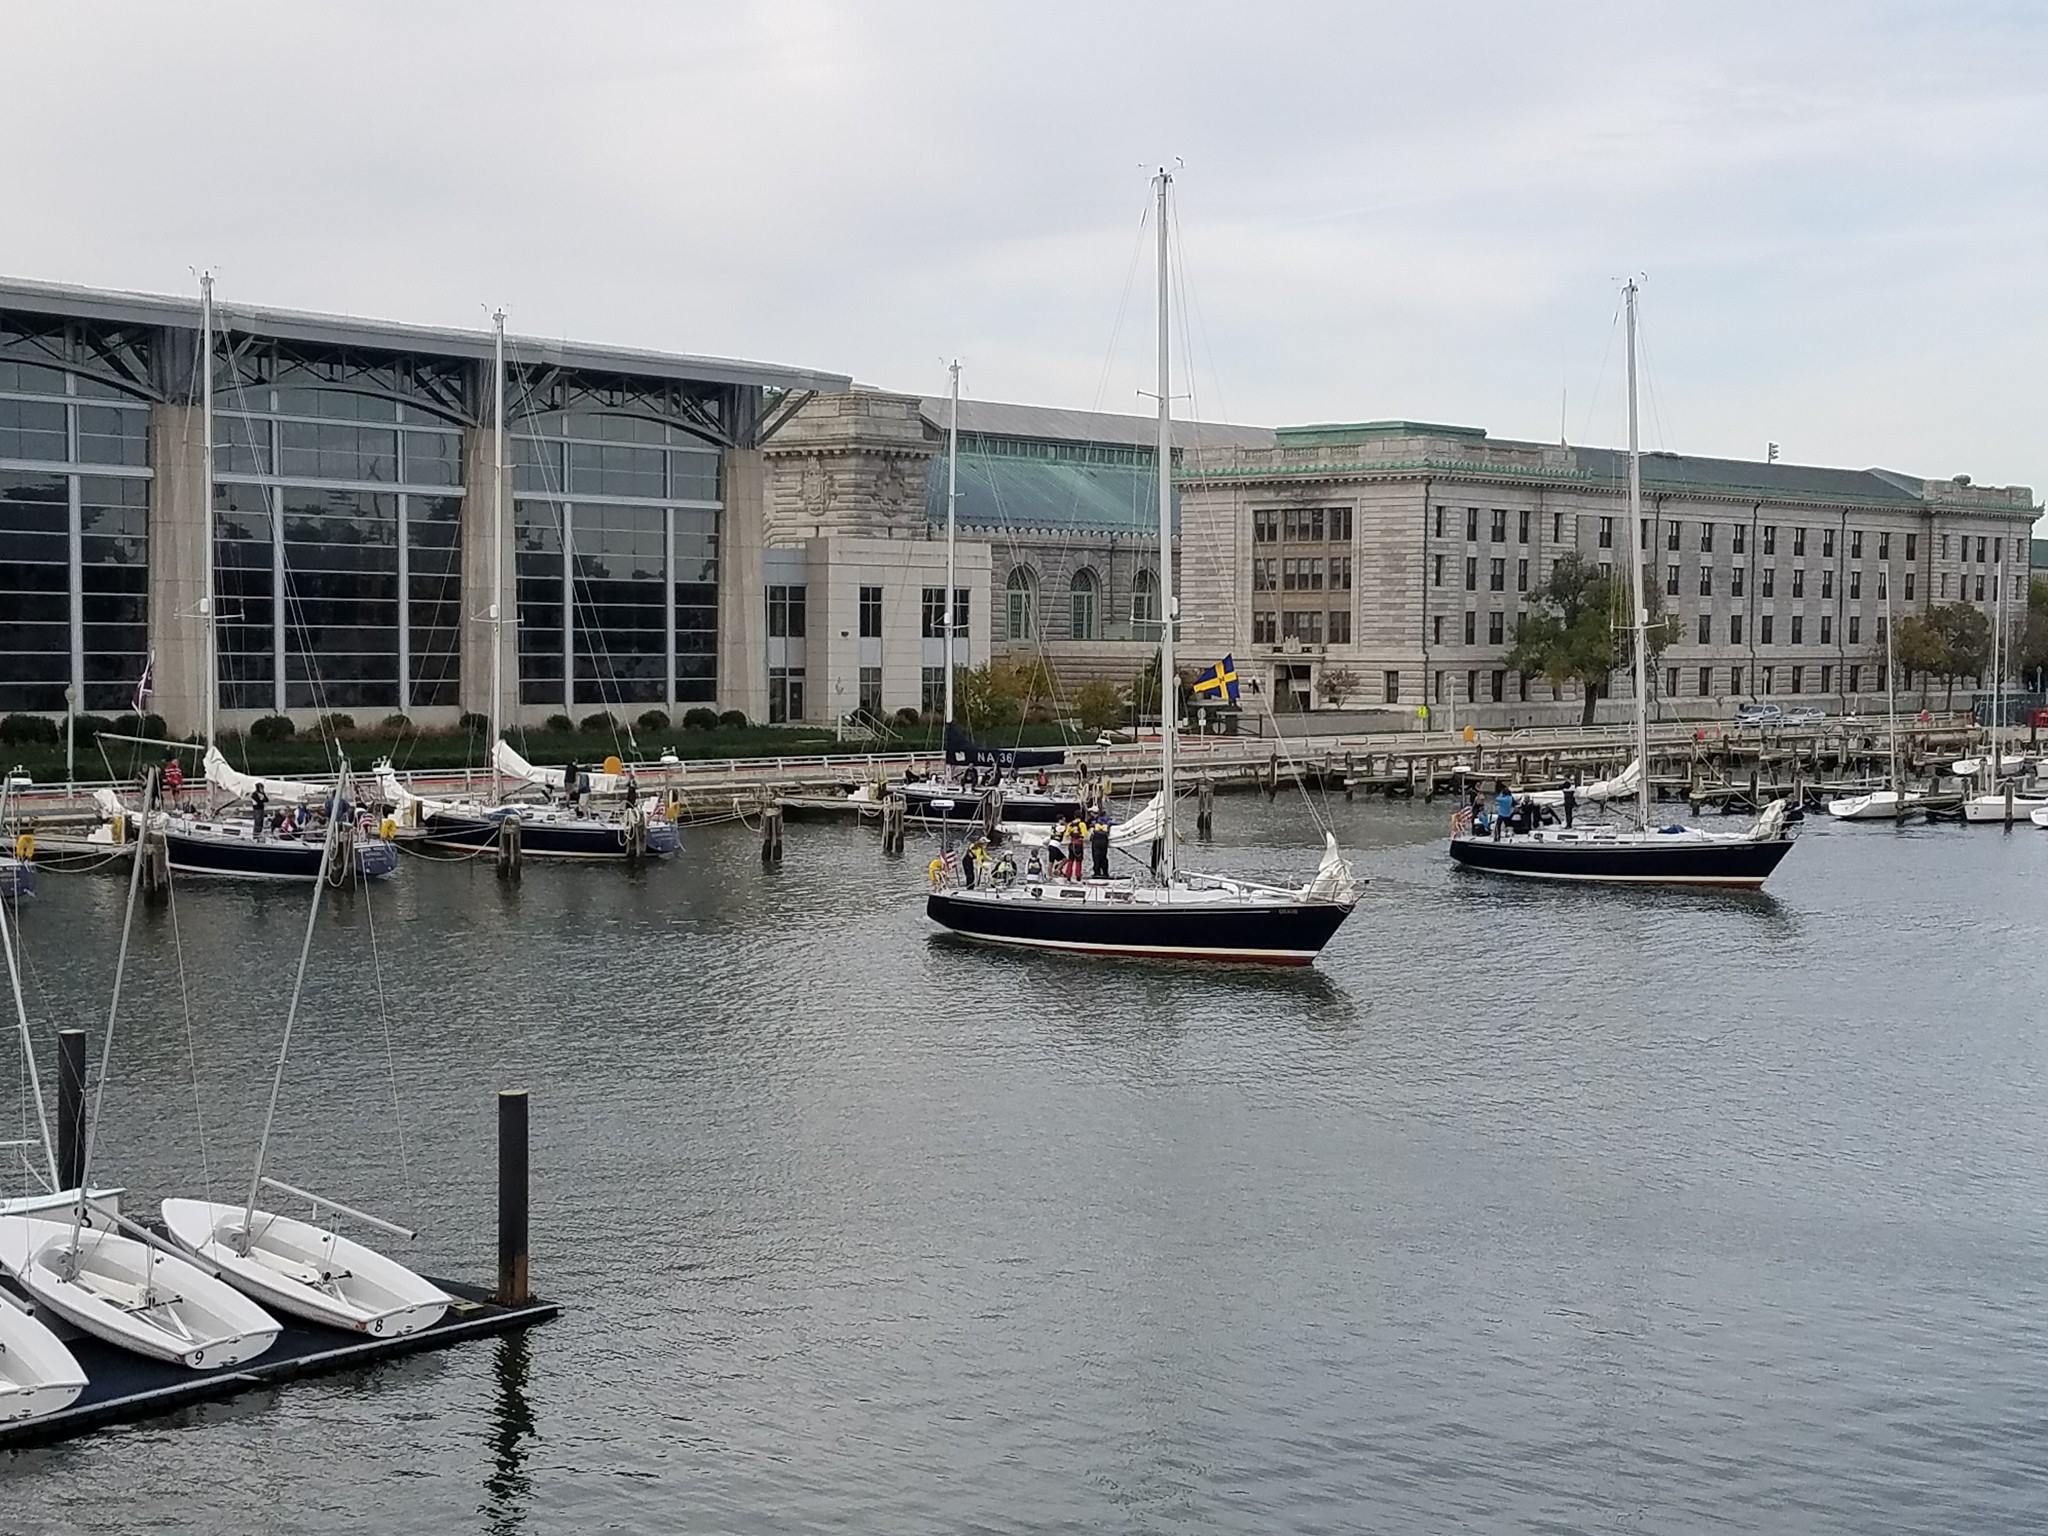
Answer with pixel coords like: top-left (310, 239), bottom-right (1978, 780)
top-left (161, 1197), bottom-right (445, 1337)
top-left (0, 1214), bottom-right (278, 1370)
top-left (0, 1293), bottom-right (87, 1421)
top-left (0, 888), bottom-right (88, 1421)
top-left (1826, 787), bottom-right (1926, 821)
top-left (164, 766), bottom-right (444, 1337)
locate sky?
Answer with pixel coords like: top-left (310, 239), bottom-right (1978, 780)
top-left (8, 1), bottom-right (2044, 521)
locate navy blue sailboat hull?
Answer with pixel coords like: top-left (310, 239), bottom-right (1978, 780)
top-left (166, 829), bottom-right (399, 881)
top-left (1448, 832), bottom-right (1792, 887)
top-left (413, 810), bottom-right (679, 860)
top-left (926, 888), bottom-right (1350, 964)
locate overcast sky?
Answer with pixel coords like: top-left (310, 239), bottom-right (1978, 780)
top-left (10, 2), bottom-right (2043, 518)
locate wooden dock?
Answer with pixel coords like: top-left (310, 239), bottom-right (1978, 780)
top-left (0, 1278), bottom-right (556, 1450)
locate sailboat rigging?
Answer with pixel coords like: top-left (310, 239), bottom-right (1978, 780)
top-left (376, 307), bottom-right (679, 862)
top-left (0, 771), bottom-right (282, 1370)
top-left (120, 274), bottom-right (399, 882)
top-left (1826, 579), bottom-right (1923, 821)
top-left (1449, 280), bottom-right (1796, 886)
top-left (924, 170), bottom-right (1359, 964)
top-left (162, 762), bottom-right (448, 1337)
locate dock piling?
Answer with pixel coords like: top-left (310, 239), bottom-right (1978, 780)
top-left (497, 814), bottom-right (523, 882)
top-left (56, 1027), bottom-right (85, 1190)
top-left (496, 1088), bottom-right (530, 1307)
top-left (1196, 778), bottom-right (1214, 837)
top-left (760, 803), bottom-right (785, 864)
top-left (880, 795), bottom-right (906, 856)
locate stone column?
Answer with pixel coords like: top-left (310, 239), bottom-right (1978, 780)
top-left (146, 403), bottom-right (209, 735)
top-left (459, 425), bottom-right (514, 728)
top-left (718, 448), bottom-right (770, 724)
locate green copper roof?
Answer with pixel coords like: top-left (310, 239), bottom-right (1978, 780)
top-left (1274, 420), bottom-right (1488, 446)
top-left (928, 448), bottom-right (1180, 534)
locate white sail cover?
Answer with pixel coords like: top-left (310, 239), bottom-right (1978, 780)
top-left (1527, 757), bottom-right (1641, 809)
top-left (204, 745), bottom-right (329, 806)
top-left (1109, 791), bottom-right (1167, 845)
top-left (1302, 832), bottom-right (1358, 904)
top-left (1749, 798), bottom-right (1791, 841)
top-left (493, 740), bottom-right (631, 796)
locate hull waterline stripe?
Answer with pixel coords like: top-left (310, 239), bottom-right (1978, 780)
top-left (928, 926), bottom-right (1319, 964)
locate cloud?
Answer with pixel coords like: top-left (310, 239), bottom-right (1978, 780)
top-left (4, 0), bottom-right (2041, 514)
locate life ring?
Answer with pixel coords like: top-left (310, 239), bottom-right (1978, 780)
top-left (12, 833), bottom-right (32, 862)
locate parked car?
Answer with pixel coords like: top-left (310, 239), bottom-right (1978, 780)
top-left (1734, 703), bottom-right (1784, 726)
top-left (1783, 706), bottom-right (1825, 725)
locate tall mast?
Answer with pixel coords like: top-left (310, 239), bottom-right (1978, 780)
top-left (1154, 169), bottom-right (1177, 878)
top-left (0, 807), bottom-right (56, 1189)
top-left (201, 272), bottom-right (217, 751)
top-left (491, 308), bottom-right (507, 804)
top-left (1885, 577), bottom-right (1899, 789)
top-left (1623, 280), bottom-right (1650, 831)
top-left (944, 359), bottom-right (959, 727)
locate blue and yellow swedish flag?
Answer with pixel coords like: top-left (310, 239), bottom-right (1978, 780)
top-left (1192, 654), bottom-right (1239, 705)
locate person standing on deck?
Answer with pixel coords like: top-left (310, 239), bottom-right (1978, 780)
top-left (163, 752), bottom-right (184, 807)
top-left (1493, 781), bottom-right (1514, 841)
top-left (1088, 814), bottom-right (1111, 879)
top-left (1562, 777), bottom-right (1578, 829)
top-left (1066, 817), bottom-right (1087, 881)
top-left (250, 781), bottom-right (269, 840)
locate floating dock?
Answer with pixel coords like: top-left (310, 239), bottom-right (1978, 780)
top-left (0, 1278), bottom-right (556, 1450)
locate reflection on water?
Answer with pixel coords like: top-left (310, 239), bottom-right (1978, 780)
top-left (0, 800), bottom-right (2044, 1533)
top-left (482, 1333), bottom-right (535, 1535)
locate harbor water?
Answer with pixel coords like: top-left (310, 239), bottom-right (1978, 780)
top-left (3, 799), bottom-right (2046, 1533)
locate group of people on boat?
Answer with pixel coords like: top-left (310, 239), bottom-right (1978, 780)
top-left (1467, 778), bottom-right (1577, 840)
top-left (931, 800), bottom-right (1118, 890)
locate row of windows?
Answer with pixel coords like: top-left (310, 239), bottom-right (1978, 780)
top-left (209, 485), bottom-right (465, 711)
top-left (1249, 610), bottom-right (1353, 646)
top-left (513, 434), bottom-right (719, 503)
top-left (1002, 566), bottom-right (1158, 641)
top-left (1251, 557), bottom-right (1353, 592)
top-left (0, 471), bottom-right (151, 711)
top-left (1425, 659), bottom-right (1982, 707)
top-left (0, 394), bottom-right (150, 469)
top-left (1433, 506), bottom-right (1566, 544)
top-left (1252, 506), bottom-right (1355, 543)
top-left (513, 500), bottom-right (719, 707)
top-left (214, 414), bottom-right (463, 488)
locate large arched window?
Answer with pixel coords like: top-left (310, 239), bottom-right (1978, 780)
top-left (1069, 567), bottom-right (1099, 640)
top-left (1131, 567), bottom-right (1160, 631)
top-left (1005, 565), bottom-right (1038, 641)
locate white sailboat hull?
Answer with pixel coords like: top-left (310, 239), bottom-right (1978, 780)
top-left (162, 1200), bottom-right (448, 1337)
top-left (1961, 793), bottom-right (2048, 823)
top-left (0, 1303), bottom-right (87, 1422)
top-left (1826, 790), bottom-right (1924, 821)
top-left (0, 1215), bottom-right (280, 1369)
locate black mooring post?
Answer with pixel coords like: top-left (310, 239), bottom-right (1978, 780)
top-left (56, 1027), bottom-right (86, 1190)
top-left (496, 1088), bottom-right (530, 1306)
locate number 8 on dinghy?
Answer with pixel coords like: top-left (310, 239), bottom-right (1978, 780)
top-left (161, 1199), bottom-right (447, 1336)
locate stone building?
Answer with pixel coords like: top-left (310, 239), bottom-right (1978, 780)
top-left (1177, 421), bottom-right (2040, 725)
top-left (761, 388), bottom-right (1270, 706)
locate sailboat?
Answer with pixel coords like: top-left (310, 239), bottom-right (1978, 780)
top-left (0, 850), bottom-right (88, 1422)
top-left (890, 361), bottom-right (1085, 832)
top-left (162, 766), bottom-right (448, 1337)
top-left (925, 171), bottom-right (1360, 964)
top-left (1960, 575), bottom-right (2046, 822)
top-left (1449, 280), bottom-right (1796, 886)
top-left (1827, 582), bottom-right (1923, 821)
top-left (136, 274), bottom-right (399, 882)
top-left (373, 309), bottom-right (678, 863)
top-left (0, 774), bottom-right (281, 1370)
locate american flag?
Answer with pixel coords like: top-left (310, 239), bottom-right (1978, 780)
top-left (1450, 806), bottom-right (1475, 837)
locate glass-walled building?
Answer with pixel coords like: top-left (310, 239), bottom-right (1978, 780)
top-left (0, 315), bottom-right (153, 712)
top-left (0, 277), bottom-right (850, 731)
top-left (510, 374), bottom-right (725, 712)
top-left (212, 331), bottom-right (469, 712)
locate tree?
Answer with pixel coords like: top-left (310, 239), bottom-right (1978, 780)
top-left (1505, 554), bottom-right (1673, 725)
top-left (1318, 666), bottom-right (1361, 707)
top-left (1892, 614), bottom-right (1948, 707)
top-left (1072, 680), bottom-right (1125, 733)
top-left (2020, 577), bottom-right (2048, 694)
top-left (1928, 600), bottom-right (1992, 709)
top-left (1129, 648), bottom-right (1197, 725)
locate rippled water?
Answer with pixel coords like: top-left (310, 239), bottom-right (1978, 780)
top-left (3, 796), bottom-right (2047, 1534)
